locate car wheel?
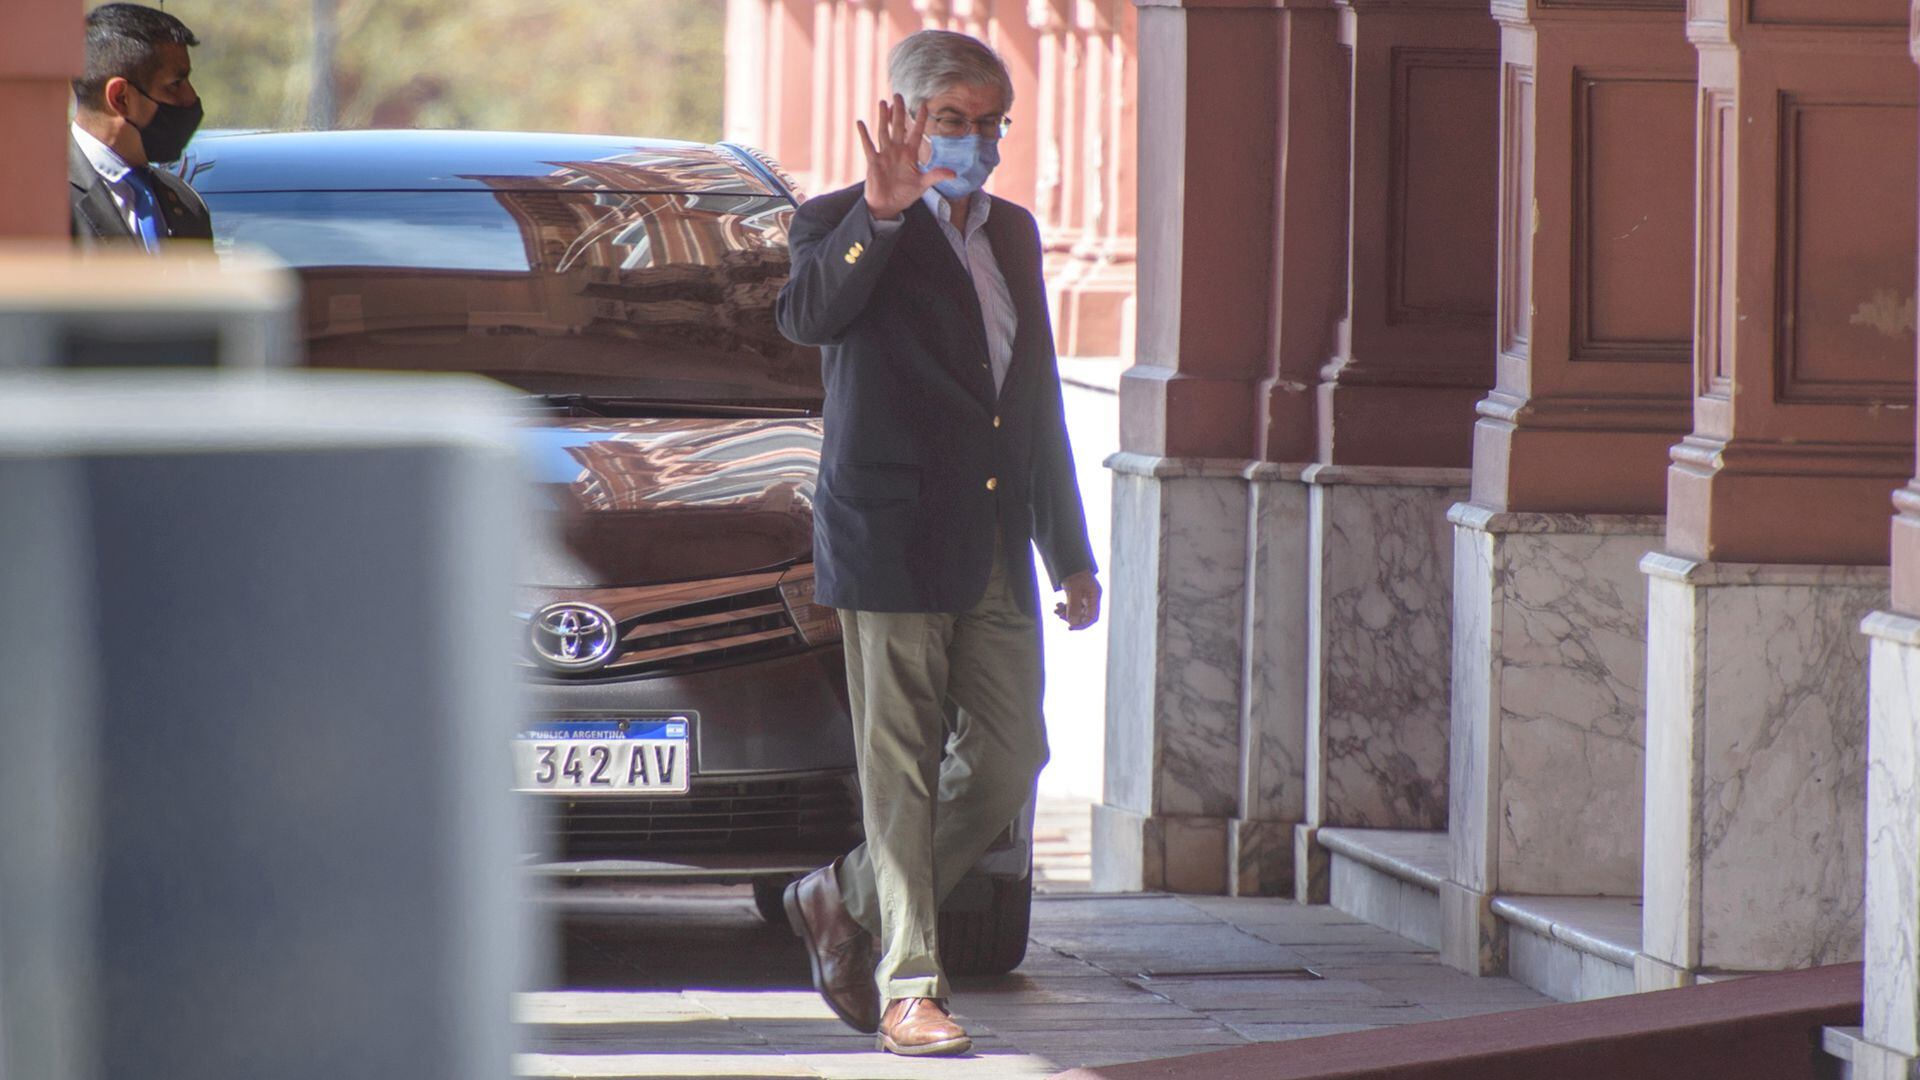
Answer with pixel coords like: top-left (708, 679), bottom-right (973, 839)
top-left (938, 871), bottom-right (1031, 976)
top-left (752, 876), bottom-right (795, 926)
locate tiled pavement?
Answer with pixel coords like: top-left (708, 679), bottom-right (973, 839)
top-left (524, 881), bottom-right (1556, 1078)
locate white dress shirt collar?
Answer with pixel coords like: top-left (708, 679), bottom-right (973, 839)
top-left (922, 187), bottom-right (992, 237)
top-left (72, 123), bottom-right (135, 184)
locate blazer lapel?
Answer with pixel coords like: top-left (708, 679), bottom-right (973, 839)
top-left (900, 200), bottom-right (995, 404)
top-left (68, 137), bottom-right (134, 243)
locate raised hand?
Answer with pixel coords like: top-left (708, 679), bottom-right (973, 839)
top-left (858, 94), bottom-right (953, 222)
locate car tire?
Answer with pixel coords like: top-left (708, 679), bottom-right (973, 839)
top-left (752, 876), bottom-right (794, 925)
top-left (938, 871), bottom-right (1032, 977)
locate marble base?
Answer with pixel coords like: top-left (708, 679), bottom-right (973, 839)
top-left (1862, 612), bottom-right (1920, 1061)
top-left (1827, 1025), bottom-right (1920, 1080)
top-left (1091, 803), bottom-right (1229, 893)
top-left (1228, 818), bottom-right (1296, 897)
top-left (1507, 919), bottom-right (1637, 1003)
top-left (1296, 466), bottom-right (1467, 904)
top-left (1097, 455), bottom-right (1251, 893)
top-left (1230, 465), bottom-right (1314, 896)
top-left (1449, 508), bottom-right (1662, 899)
top-left (1640, 555), bottom-right (1885, 979)
top-left (1320, 828), bottom-right (1447, 950)
top-left (1440, 882), bottom-right (1506, 976)
top-left (1294, 823), bottom-right (1331, 904)
top-left (1491, 896), bottom-right (1641, 1002)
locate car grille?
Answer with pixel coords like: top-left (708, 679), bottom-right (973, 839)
top-left (549, 772), bottom-right (860, 858)
top-left (525, 571), bottom-right (819, 682)
top-left (606, 585), bottom-right (801, 677)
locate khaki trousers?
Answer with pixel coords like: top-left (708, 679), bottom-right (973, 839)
top-left (834, 545), bottom-right (1047, 1001)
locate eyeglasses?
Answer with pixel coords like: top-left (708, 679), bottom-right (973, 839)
top-left (928, 113), bottom-right (1013, 140)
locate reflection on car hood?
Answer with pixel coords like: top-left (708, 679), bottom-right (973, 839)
top-left (519, 417), bottom-right (820, 588)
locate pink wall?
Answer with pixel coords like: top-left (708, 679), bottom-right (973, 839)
top-left (0, 0), bottom-right (83, 240)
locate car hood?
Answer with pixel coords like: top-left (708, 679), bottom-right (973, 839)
top-left (519, 417), bottom-right (820, 588)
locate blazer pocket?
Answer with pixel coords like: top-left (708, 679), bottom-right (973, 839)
top-left (830, 462), bottom-right (922, 501)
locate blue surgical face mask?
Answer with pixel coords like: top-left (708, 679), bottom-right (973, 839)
top-left (923, 133), bottom-right (1000, 200)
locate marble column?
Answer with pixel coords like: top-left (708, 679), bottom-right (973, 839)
top-left (1292, 0), bottom-right (1501, 901)
top-left (1095, 0), bottom-right (1283, 893)
top-left (1097, 455), bottom-right (1252, 893)
top-left (1298, 465), bottom-right (1469, 883)
top-left (1635, 0), bottom-right (1915, 991)
top-left (1848, 11), bottom-right (1920, 1073)
top-left (1441, 0), bottom-right (1694, 975)
top-left (1227, 0), bottom-right (1353, 896)
top-left (1637, 557), bottom-right (1885, 988)
top-left (1445, 509), bottom-right (1663, 972)
top-left (1229, 463), bottom-right (1313, 896)
top-left (1857, 611), bottom-right (1920, 1079)
top-left (0, 0), bottom-right (80, 239)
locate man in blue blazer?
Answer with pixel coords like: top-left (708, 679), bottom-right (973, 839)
top-left (776, 29), bottom-right (1102, 1059)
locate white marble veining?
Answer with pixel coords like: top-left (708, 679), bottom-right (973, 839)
top-left (1103, 471), bottom-right (1162, 816)
top-left (1240, 476), bottom-right (1311, 828)
top-left (1641, 571), bottom-right (1704, 969)
top-left (1309, 480), bottom-right (1465, 831)
top-left (1698, 578), bottom-right (1876, 969)
top-left (1640, 556), bottom-right (1886, 975)
top-left (1102, 469), bottom-right (1249, 819)
top-left (1863, 615), bottom-right (1920, 1057)
top-left (1098, 466), bottom-right (1250, 891)
top-left (1151, 474), bottom-right (1253, 820)
top-left (1228, 818), bottom-right (1295, 897)
top-left (1450, 525), bottom-right (1499, 894)
top-left (1452, 512), bottom-right (1663, 902)
top-left (1493, 524), bottom-right (1657, 895)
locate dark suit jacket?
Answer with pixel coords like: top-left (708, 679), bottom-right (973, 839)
top-left (69, 136), bottom-right (213, 247)
top-left (776, 182), bottom-right (1096, 615)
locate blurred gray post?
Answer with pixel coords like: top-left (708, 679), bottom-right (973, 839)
top-left (0, 372), bottom-right (534, 1080)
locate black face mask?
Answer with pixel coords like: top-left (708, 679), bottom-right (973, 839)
top-left (127, 81), bottom-right (204, 164)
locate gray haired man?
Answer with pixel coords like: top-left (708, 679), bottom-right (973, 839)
top-left (775, 29), bottom-right (1101, 1057)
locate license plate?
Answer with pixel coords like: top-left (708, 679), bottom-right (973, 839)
top-left (513, 717), bottom-right (691, 794)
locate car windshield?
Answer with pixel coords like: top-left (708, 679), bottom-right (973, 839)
top-left (205, 188), bottom-right (822, 406)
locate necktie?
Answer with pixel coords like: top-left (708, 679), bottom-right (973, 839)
top-left (123, 166), bottom-right (165, 251)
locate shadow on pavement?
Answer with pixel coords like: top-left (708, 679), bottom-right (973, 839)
top-left (538, 883), bottom-right (816, 991)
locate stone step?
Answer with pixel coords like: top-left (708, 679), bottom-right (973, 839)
top-left (1491, 895), bottom-right (1640, 1002)
top-left (1821, 1025), bottom-right (1864, 1080)
top-left (1317, 828), bottom-right (1446, 950)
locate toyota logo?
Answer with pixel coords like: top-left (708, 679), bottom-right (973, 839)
top-left (531, 602), bottom-right (618, 672)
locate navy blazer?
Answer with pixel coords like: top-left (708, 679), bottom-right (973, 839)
top-left (776, 182), bottom-right (1095, 615)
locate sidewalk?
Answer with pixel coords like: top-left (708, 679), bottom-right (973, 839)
top-left (523, 882), bottom-right (1554, 1078)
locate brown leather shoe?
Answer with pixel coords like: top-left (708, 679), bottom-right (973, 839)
top-left (876, 997), bottom-right (972, 1057)
top-left (782, 860), bottom-right (879, 1033)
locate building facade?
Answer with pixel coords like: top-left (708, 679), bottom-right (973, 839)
top-left (723, 0), bottom-right (1139, 359)
top-left (13, 0), bottom-right (1920, 1070)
